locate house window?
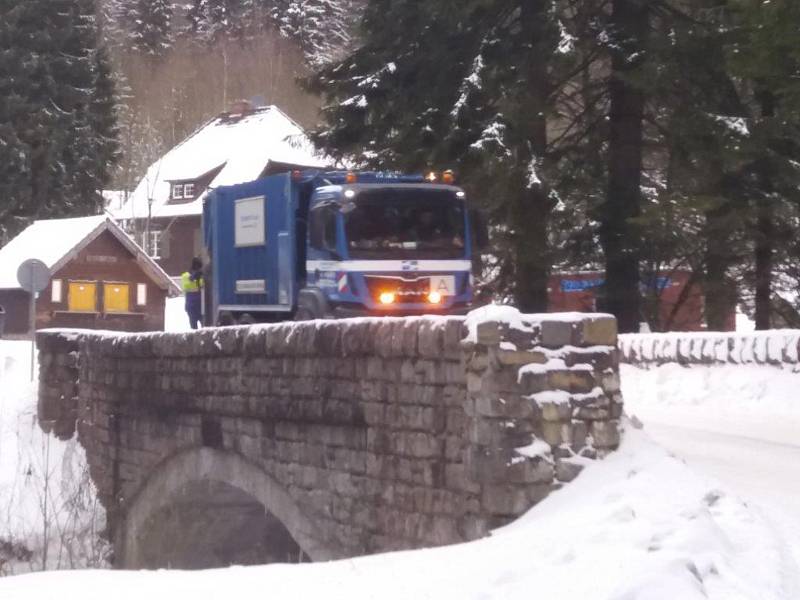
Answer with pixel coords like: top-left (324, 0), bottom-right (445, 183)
top-left (172, 184), bottom-right (184, 200)
top-left (51, 279), bottom-right (63, 303)
top-left (68, 281), bottom-right (97, 312)
top-left (137, 283), bottom-right (147, 306)
top-left (183, 183), bottom-right (195, 198)
top-left (148, 230), bottom-right (163, 259)
top-left (103, 283), bottom-right (130, 313)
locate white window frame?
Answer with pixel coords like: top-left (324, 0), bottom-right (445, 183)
top-left (51, 279), bottom-right (63, 303)
top-left (183, 182), bottom-right (195, 199)
top-left (149, 230), bottom-right (162, 259)
top-left (136, 283), bottom-right (147, 306)
top-left (172, 184), bottom-right (184, 200)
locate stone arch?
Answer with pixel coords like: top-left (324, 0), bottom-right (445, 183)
top-left (117, 447), bottom-right (338, 569)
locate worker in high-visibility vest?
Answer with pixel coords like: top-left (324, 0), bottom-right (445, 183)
top-left (181, 257), bottom-right (204, 329)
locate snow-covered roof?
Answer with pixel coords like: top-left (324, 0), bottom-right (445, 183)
top-left (103, 189), bottom-right (128, 213)
top-left (0, 216), bottom-right (180, 294)
top-left (112, 105), bottom-right (327, 220)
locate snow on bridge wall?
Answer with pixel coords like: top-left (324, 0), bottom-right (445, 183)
top-left (36, 310), bottom-right (621, 568)
top-left (620, 330), bottom-right (800, 368)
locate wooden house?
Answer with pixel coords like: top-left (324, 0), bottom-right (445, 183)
top-left (0, 216), bottom-right (180, 337)
top-left (111, 103), bottom-right (326, 277)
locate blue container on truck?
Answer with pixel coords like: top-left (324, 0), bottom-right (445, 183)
top-left (203, 170), bottom-right (486, 324)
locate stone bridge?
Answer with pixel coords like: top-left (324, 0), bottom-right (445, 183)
top-left (37, 311), bottom-right (622, 569)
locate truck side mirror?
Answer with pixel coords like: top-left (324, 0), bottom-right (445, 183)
top-left (470, 209), bottom-right (489, 252)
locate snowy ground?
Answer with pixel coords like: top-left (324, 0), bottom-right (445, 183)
top-left (2, 312), bottom-right (799, 596)
top-left (0, 341), bottom-right (107, 574)
top-left (1, 424), bottom-right (795, 599)
top-left (622, 363), bottom-right (800, 590)
top-left (164, 296), bottom-right (192, 332)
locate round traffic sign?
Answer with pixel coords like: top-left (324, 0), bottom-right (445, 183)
top-left (17, 258), bottom-right (51, 294)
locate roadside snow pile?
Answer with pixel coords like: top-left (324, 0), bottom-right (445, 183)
top-left (164, 296), bottom-right (191, 332)
top-left (1, 427), bottom-right (795, 599)
top-left (0, 341), bottom-right (107, 574)
top-left (620, 330), bottom-right (800, 367)
top-left (462, 303), bottom-right (612, 345)
top-left (622, 362), bottom-right (800, 446)
top-left (621, 358), bottom-right (800, 591)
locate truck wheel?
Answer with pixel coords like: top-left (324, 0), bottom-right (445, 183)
top-left (294, 306), bottom-right (315, 321)
top-left (217, 311), bottom-right (235, 326)
top-left (238, 313), bottom-right (256, 325)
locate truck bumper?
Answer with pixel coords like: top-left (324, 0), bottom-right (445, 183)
top-left (331, 303), bottom-right (473, 319)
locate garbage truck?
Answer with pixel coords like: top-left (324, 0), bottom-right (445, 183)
top-left (202, 170), bottom-right (487, 324)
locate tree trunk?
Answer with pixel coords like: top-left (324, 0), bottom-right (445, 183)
top-left (513, 0), bottom-right (554, 313)
top-left (704, 202), bottom-right (736, 330)
top-left (754, 199), bottom-right (773, 330)
top-left (512, 187), bottom-right (550, 312)
top-left (602, 0), bottom-right (649, 332)
top-left (754, 90), bottom-right (776, 330)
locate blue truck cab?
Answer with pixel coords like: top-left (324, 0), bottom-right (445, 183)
top-left (203, 170), bottom-right (486, 324)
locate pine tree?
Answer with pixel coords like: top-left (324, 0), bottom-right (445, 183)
top-left (310, 0), bottom-right (567, 310)
top-left (0, 0), bottom-right (119, 236)
top-left (646, 1), bottom-right (800, 329)
top-left (269, 0), bottom-right (354, 65)
top-left (597, 0), bottom-right (652, 332)
top-left (187, 0), bottom-right (247, 45)
top-left (724, 0), bottom-right (800, 329)
top-left (129, 0), bottom-right (174, 57)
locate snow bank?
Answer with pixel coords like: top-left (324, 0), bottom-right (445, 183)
top-left (620, 330), bottom-right (800, 367)
top-left (0, 426), bottom-right (794, 598)
top-left (622, 361), bottom-right (800, 589)
top-left (463, 303), bottom-right (611, 345)
top-left (621, 361), bottom-right (800, 449)
top-left (164, 296), bottom-right (192, 332)
top-left (0, 341), bottom-right (107, 574)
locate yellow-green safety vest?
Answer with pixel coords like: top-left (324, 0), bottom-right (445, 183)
top-left (181, 271), bottom-right (203, 293)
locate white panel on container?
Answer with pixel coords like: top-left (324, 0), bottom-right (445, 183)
top-left (234, 196), bottom-right (266, 247)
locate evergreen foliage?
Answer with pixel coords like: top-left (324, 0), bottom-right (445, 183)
top-left (129, 0), bottom-right (174, 56)
top-left (310, 0), bottom-right (800, 330)
top-left (309, 0), bottom-right (569, 311)
top-left (0, 0), bottom-right (119, 239)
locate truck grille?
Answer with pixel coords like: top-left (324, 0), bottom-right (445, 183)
top-left (364, 275), bottom-right (430, 304)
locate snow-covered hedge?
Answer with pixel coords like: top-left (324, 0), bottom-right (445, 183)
top-left (619, 330), bottom-right (800, 367)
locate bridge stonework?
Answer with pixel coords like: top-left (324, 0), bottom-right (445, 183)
top-left (37, 312), bottom-right (621, 568)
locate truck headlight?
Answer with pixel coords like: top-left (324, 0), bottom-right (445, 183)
top-left (427, 291), bottom-right (442, 304)
top-left (379, 291), bottom-right (396, 305)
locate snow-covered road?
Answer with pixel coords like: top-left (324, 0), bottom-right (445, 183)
top-left (622, 363), bottom-right (800, 588)
top-left (642, 422), bottom-right (800, 568)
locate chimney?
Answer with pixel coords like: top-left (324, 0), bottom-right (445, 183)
top-left (228, 99), bottom-right (254, 116)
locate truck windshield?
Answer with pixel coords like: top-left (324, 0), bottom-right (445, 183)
top-left (344, 188), bottom-right (466, 259)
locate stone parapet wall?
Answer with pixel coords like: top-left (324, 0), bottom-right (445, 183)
top-left (620, 330), bottom-right (800, 368)
top-left (462, 310), bottom-right (621, 527)
top-left (37, 310), bottom-right (621, 564)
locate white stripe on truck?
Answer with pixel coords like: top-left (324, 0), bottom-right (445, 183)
top-left (306, 260), bottom-right (472, 273)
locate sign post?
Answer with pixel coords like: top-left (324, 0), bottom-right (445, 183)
top-left (17, 259), bottom-right (51, 381)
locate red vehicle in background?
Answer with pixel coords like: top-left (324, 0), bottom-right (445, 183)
top-left (548, 270), bottom-right (735, 332)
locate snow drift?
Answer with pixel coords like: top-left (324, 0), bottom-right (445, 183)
top-left (1, 422), bottom-right (794, 598)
